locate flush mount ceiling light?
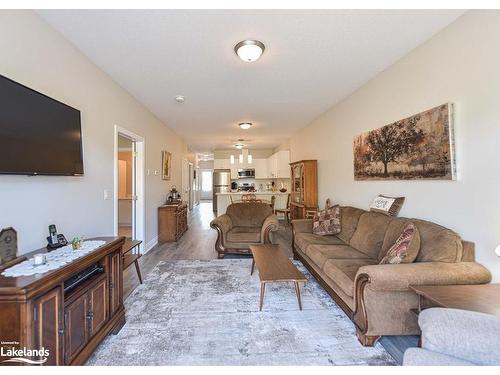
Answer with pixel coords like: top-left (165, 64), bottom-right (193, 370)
top-left (234, 40), bottom-right (265, 62)
top-left (175, 95), bottom-right (185, 103)
top-left (233, 139), bottom-right (246, 149)
top-left (238, 122), bottom-right (253, 130)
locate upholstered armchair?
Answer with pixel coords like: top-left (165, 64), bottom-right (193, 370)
top-left (210, 202), bottom-right (279, 258)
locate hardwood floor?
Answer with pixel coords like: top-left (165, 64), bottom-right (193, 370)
top-left (122, 201), bottom-right (412, 364)
top-left (123, 201), bottom-right (293, 298)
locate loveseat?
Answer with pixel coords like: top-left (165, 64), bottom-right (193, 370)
top-left (292, 206), bottom-right (491, 346)
top-left (210, 202), bottom-right (279, 258)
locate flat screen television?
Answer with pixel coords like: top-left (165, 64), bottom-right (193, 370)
top-left (0, 74), bottom-right (83, 176)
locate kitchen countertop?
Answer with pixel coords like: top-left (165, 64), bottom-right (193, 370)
top-left (216, 191), bottom-right (289, 195)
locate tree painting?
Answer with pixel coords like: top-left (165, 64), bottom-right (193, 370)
top-left (353, 104), bottom-right (456, 180)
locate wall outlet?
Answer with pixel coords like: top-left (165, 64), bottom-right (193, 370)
top-left (103, 189), bottom-right (109, 200)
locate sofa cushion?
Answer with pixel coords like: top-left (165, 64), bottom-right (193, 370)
top-left (411, 219), bottom-right (463, 262)
top-left (379, 222), bottom-right (420, 264)
top-left (294, 232), bottom-right (345, 253)
top-left (337, 206), bottom-right (365, 243)
top-left (226, 202), bottom-right (273, 227)
top-left (323, 258), bottom-right (377, 297)
top-left (306, 244), bottom-right (370, 268)
top-left (226, 226), bottom-right (261, 243)
top-left (349, 212), bottom-right (393, 259)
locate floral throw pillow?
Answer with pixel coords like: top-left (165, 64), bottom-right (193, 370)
top-left (379, 223), bottom-right (420, 264)
top-left (312, 204), bottom-right (341, 236)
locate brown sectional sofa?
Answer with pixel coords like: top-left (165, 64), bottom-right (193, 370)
top-left (292, 206), bottom-right (491, 346)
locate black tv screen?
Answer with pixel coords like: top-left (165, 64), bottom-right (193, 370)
top-left (0, 74), bottom-right (83, 176)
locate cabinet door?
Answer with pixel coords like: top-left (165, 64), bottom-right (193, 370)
top-left (230, 164), bottom-right (238, 179)
top-left (214, 158), bottom-right (230, 170)
top-left (64, 293), bottom-right (88, 364)
top-left (33, 287), bottom-right (63, 366)
top-left (88, 277), bottom-right (109, 337)
top-left (276, 151), bottom-right (291, 178)
top-left (254, 159), bottom-right (268, 179)
top-left (266, 155), bottom-right (275, 178)
top-left (109, 251), bottom-right (123, 317)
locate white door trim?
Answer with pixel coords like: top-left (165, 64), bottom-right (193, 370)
top-left (113, 125), bottom-right (145, 250)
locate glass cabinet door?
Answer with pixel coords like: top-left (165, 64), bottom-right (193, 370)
top-left (293, 163), bottom-right (303, 204)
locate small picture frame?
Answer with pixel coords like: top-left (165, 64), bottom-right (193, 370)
top-left (162, 151), bottom-right (172, 180)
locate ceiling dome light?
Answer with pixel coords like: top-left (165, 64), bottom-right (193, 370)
top-left (234, 40), bottom-right (265, 62)
top-left (238, 122), bottom-right (253, 130)
top-left (175, 95), bottom-right (185, 103)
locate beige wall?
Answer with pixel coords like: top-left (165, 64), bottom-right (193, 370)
top-left (289, 10), bottom-right (500, 281)
top-left (0, 10), bottom-right (187, 253)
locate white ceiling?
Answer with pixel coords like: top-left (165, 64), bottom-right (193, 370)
top-left (38, 10), bottom-right (464, 152)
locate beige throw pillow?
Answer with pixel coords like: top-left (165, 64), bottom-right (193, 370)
top-left (312, 204), bottom-right (341, 236)
top-left (370, 195), bottom-right (405, 217)
top-left (379, 222), bottom-right (420, 264)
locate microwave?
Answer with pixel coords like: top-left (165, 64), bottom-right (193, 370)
top-left (238, 169), bottom-right (255, 178)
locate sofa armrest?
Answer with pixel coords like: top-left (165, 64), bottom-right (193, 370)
top-left (210, 214), bottom-right (233, 234)
top-left (261, 214), bottom-right (279, 243)
top-left (417, 308), bottom-right (500, 365)
top-left (291, 219), bottom-right (313, 234)
top-left (356, 262), bottom-right (492, 292)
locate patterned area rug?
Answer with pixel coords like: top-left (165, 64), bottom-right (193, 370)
top-left (87, 259), bottom-right (396, 365)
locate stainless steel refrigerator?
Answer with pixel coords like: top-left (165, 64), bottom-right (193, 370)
top-left (213, 169), bottom-right (231, 212)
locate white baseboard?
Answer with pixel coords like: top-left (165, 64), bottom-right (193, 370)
top-left (143, 235), bottom-right (158, 255)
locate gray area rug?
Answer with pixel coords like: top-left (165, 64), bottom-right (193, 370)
top-left (87, 259), bottom-right (396, 365)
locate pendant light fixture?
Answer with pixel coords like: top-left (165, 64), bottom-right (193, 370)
top-left (234, 40), bottom-right (265, 62)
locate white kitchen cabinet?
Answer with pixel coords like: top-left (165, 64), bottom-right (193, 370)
top-left (276, 150), bottom-right (291, 178)
top-left (214, 158), bottom-right (231, 170)
top-left (254, 158), bottom-right (268, 179)
top-left (267, 154), bottom-right (277, 178)
top-left (266, 151), bottom-right (290, 178)
top-left (230, 164), bottom-right (238, 179)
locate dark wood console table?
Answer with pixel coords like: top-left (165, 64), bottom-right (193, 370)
top-left (410, 284), bottom-right (500, 317)
top-left (0, 237), bottom-right (126, 365)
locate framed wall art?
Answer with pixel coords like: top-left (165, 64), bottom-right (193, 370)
top-left (353, 103), bottom-right (456, 180)
top-left (162, 151), bottom-right (172, 180)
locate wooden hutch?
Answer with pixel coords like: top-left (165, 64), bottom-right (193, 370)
top-left (289, 160), bottom-right (318, 220)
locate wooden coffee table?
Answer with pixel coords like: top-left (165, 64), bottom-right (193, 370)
top-left (250, 244), bottom-right (307, 311)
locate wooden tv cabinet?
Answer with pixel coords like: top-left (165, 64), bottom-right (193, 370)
top-left (0, 237), bottom-right (126, 366)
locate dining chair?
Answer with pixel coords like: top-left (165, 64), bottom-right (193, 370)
top-left (275, 194), bottom-right (291, 225)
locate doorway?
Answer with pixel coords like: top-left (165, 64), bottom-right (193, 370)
top-left (114, 125), bottom-right (145, 245)
top-left (200, 169), bottom-right (213, 201)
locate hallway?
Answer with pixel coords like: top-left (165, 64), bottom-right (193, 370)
top-left (124, 201), bottom-right (293, 297)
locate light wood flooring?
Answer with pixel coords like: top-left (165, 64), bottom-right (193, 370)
top-left (123, 201), bottom-right (292, 298)
top-left (122, 200), bottom-right (414, 364)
